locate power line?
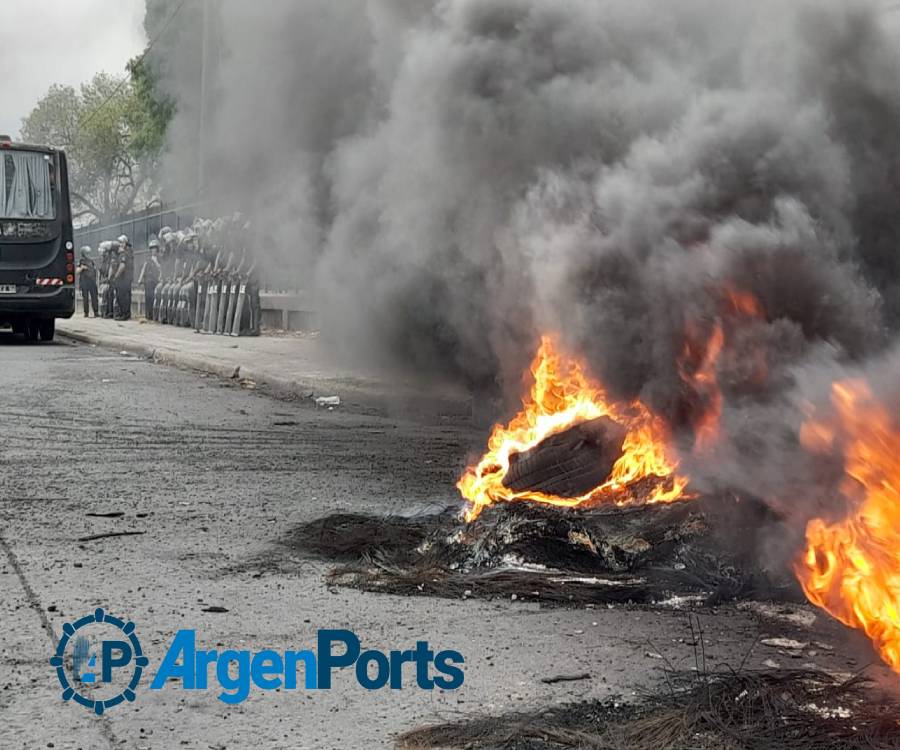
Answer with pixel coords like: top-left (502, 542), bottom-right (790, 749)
top-left (78, 0), bottom-right (187, 131)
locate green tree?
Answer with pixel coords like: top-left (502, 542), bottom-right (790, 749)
top-left (21, 67), bottom-right (173, 225)
top-left (126, 56), bottom-right (175, 162)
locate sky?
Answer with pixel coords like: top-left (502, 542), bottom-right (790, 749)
top-left (0, 0), bottom-right (146, 137)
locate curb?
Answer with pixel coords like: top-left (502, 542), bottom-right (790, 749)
top-left (58, 327), bottom-right (366, 405)
top-left (59, 327), bottom-right (241, 382)
top-left (59, 328), bottom-right (157, 361)
top-left (151, 349), bottom-right (241, 380)
top-left (239, 366), bottom-right (307, 397)
top-left (58, 326), bottom-right (474, 417)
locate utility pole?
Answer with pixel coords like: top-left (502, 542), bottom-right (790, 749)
top-left (197, 0), bottom-right (210, 199)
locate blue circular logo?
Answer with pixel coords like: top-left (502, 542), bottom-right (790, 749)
top-left (49, 608), bottom-right (147, 714)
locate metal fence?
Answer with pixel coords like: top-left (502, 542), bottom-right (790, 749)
top-left (73, 202), bottom-right (286, 292)
top-left (73, 202), bottom-right (208, 253)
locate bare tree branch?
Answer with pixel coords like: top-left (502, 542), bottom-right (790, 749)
top-left (70, 191), bottom-right (102, 224)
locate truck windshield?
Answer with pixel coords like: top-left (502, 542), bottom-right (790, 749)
top-left (0, 150), bottom-right (56, 220)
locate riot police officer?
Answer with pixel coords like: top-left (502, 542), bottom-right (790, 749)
top-left (104, 243), bottom-right (120, 319)
top-left (114, 235), bottom-right (134, 320)
top-left (138, 239), bottom-right (162, 320)
top-left (76, 247), bottom-right (99, 317)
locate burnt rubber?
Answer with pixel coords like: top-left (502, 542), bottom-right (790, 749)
top-left (502, 416), bottom-right (627, 498)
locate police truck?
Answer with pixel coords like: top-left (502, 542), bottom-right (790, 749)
top-left (0, 135), bottom-right (75, 341)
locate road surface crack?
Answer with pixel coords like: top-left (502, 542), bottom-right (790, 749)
top-left (0, 531), bottom-right (120, 748)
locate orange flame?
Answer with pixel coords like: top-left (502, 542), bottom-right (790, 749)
top-left (680, 322), bottom-right (725, 451)
top-left (725, 286), bottom-right (764, 318)
top-left (457, 336), bottom-right (689, 522)
top-left (795, 379), bottom-right (900, 672)
top-left (724, 287), bottom-right (768, 387)
top-left (677, 285), bottom-right (767, 449)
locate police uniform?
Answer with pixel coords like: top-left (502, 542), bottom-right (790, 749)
top-left (76, 249), bottom-right (99, 317)
top-left (140, 241), bottom-right (162, 320)
top-left (98, 244), bottom-right (111, 318)
top-left (115, 235), bottom-right (134, 320)
top-left (105, 250), bottom-right (120, 318)
top-left (247, 270), bottom-right (261, 335)
top-left (179, 238), bottom-right (201, 327)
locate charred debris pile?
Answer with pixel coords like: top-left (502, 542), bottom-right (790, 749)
top-left (285, 391), bottom-right (800, 606)
top-left (285, 494), bottom-right (798, 607)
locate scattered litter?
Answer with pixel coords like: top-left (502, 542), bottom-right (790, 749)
top-left (315, 396), bottom-right (341, 408)
top-left (240, 378), bottom-right (257, 390)
top-left (77, 531), bottom-right (146, 543)
top-left (740, 601), bottom-right (817, 628)
top-left (101, 379), bottom-right (112, 384)
top-left (760, 637), bottom-right (808, 650)
top-left (540, 673), bottom-right (590, 685)
top-left (763, 659), bottom-right (781, 669)
top-left (657, 593), bottom-right (707, 609)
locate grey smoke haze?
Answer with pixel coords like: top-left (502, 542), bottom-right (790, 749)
top-left (150, 0), bottom-right (900, 460)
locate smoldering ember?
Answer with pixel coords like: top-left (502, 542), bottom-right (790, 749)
top-left (5, 1), bottom-right (900, 749)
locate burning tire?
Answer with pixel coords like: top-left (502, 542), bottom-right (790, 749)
top-left (502, 416), bottom-right (626, 498)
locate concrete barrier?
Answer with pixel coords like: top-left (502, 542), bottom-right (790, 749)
top-left (129, 289), bottom-right (318, 331)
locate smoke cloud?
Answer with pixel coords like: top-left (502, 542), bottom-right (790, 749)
top-left (149, 0), bottom-right (900, 450)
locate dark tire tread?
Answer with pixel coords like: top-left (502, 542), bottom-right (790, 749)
top-left (503, 417), bottom-right (627, 498)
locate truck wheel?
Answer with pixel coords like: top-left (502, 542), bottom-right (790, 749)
top-left (38, 319), bottom-right (55, 341)
top-left (24, 320), bottom-right (40, 342)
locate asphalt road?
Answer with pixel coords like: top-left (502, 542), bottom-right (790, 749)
top-left (0, 335), bottom-right (864, 749)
